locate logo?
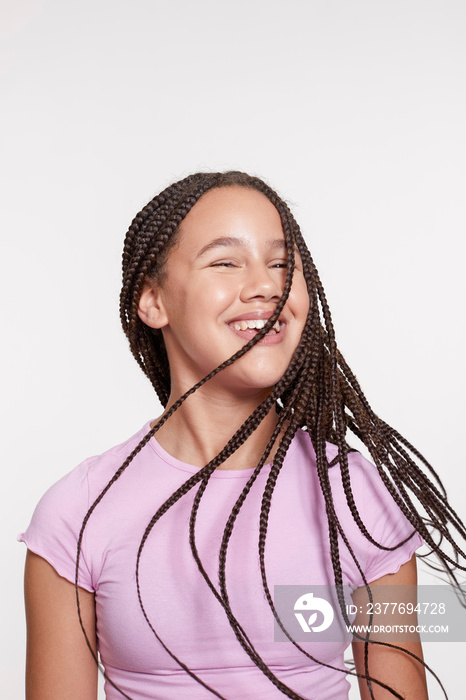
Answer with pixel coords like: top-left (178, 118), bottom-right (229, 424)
top-left (274, 585), bottom-right (351, 642)
top-left (294, 592), bottom-right (334, 633)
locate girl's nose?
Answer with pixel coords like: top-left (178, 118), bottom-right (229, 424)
top-left (239, 265), bottom-right (283, 303)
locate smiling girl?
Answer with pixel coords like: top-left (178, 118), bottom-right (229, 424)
top-left (20, 171), bottom-right (465, 699)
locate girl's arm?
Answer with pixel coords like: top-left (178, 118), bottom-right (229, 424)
top-left (24, 550), bottom-right (98, 700)
top-left (352, 555), bottom-right (429, 699)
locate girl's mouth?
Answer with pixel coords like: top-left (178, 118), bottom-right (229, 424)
top-left (229, 318), bottom-right (281, 333)
top-left (228, 318), bottom-right (285, 345)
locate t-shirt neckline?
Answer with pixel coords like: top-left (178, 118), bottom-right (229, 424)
top-left (144, 421), bottom-right (299, 479)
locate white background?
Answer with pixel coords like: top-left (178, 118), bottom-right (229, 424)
top-left (1, 0), bottom-right (465, 698)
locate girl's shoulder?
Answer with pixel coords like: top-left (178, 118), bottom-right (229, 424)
top-left (291, 430), bottom-right (422, 584)
top-left (291, 428), bottom-right (378, 482)
top-left (39, 421), bottom-right (153, 506)
top-left (18, 421), bottom-right (154, 590)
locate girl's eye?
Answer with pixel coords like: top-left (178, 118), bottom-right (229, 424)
top-left (271, 261), bottom-right (289, 269)
top-left (210, 261), bottom-right (237, 268)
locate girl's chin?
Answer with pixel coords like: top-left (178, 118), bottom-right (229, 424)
top-left (218, 364), bottom-right (287, 395)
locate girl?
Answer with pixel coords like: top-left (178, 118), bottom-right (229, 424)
top-left (20, 171), bottom-right (465, 699)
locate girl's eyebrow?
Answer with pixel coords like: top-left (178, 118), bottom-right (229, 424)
top-left (196, 237), bottom-right (287, 259)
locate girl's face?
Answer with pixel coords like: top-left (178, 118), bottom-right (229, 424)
top-left (138, 186), bottom-right (310, 398)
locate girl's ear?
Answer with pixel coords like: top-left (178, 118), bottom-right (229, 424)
top-left (138, 281), bottom-right (169, 329)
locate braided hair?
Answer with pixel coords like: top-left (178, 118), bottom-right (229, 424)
top-left (76, 171), bottom-right (466, 699)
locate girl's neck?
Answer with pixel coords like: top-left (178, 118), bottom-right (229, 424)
top-left (151, 388), bottom-right (281, 470)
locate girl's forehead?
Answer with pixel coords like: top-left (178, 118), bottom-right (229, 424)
top-left (177, 186), bottom-right (285, 244)
top-left (193, 236), bottom-right (289, 263)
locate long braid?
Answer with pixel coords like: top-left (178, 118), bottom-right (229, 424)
top-left (255, 357), bottom-right (408, 698)
top-left (296, 235), bottom-right (449, 698)
top-left (132, 368), bottom-right (312, 699)
top-left (186, 394), bottom-right (304, 697)
top-left (181, 341), bottom-right (334, 699)
top-left (129, 187), bottom-right (310, 698)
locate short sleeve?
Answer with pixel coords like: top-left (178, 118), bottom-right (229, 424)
top-left (360, 458), bottom-right (423, 583)
top-left (329, 448), bottom-right (423, 588)
top-left (18, 459), bottom-right (96, 592)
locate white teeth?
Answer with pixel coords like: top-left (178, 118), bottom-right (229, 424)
top-left (246, 319), bottom-right (266, 329)
top-left (231, 319), bottom-right (281, 332)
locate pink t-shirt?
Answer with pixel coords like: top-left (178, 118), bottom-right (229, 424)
top-left (19, 423), bottom-right (422, 699)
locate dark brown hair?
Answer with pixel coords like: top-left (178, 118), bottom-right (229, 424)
top-left (77, 171), bottom-right (465, 699)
